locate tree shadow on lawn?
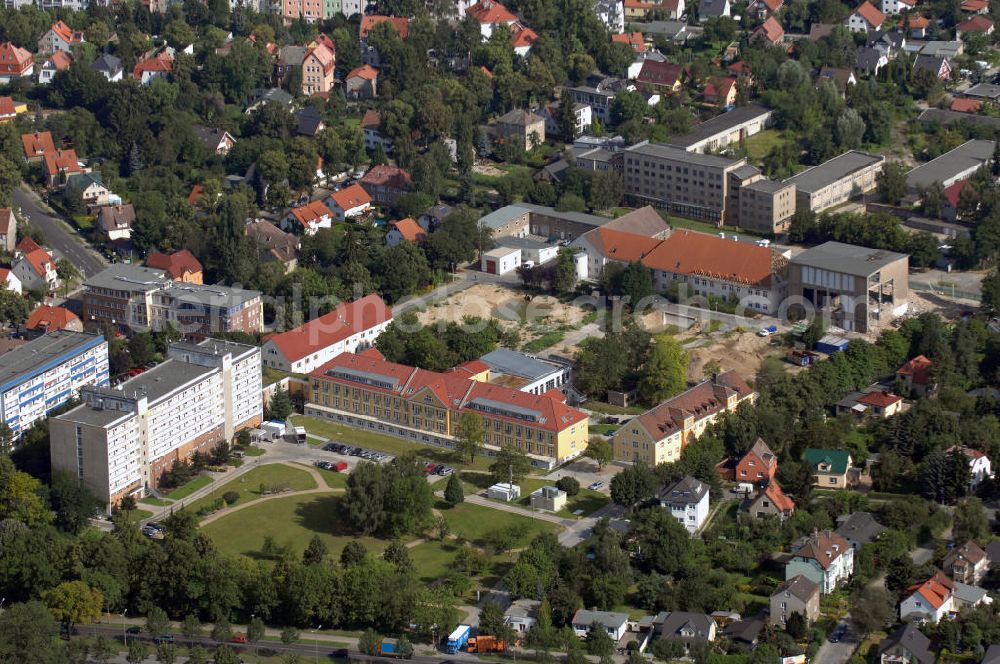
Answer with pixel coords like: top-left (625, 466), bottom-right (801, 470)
top-left (294, 494), bottom-right (366, 538)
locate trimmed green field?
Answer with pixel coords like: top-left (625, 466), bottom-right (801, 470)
top-left (187, 464), bottom-right (317, 515)
top-left (437, 501), bottom-right (559, 546)
top-left (162, 475), bottom-right (213, 500)
top-left (294, 462), bottom-right (348, 489)
top-left (244, 446), bottom-right (266, 457)
top-left (132, 509), bottom-right (154, 520)
top-left (203, 493), bottom-right (396, 559)
top-left (744, 129), bottom-right (792, 161)
top-left (139, 496), bottom-right (172, 506)
top-left (463, 473), bottom-right (608, 518)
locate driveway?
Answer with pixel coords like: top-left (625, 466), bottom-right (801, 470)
top-left (813, 622), bottom-right (858, 664)
top-left (14, 184), bottom-right (108, 278)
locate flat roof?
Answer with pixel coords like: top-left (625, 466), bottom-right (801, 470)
top-left (787, 151), bottom-right (884, 194)
top-left (745, 178), bottom-right (794, 193)
top-left (668, 105), bottom-right (773, 149)
top-left (906, 139), bottom-right (995, 189)
top-left (480, 348), bottom-right (561, 381)
top-left (0, 331), bottom-right (105, 392)
top-left (497, 235), bottom-right (554, 250)
top-left (918, 108), bottom-right (1000, 130)
top-left (965, 83), bottom-right (1000, 100)
top-left (478, 205), bottom-right (530, 230)
top-left (84, 264), bottom-right (169, 292)
top-left (625, 141), bottom-right (743, 169)
top-left (791, 241), bottom-right (908, 276)
top-left (515, 202), bottom-right (612, 227)
top-left (483, 245), bottom-right (521, 258)
top-left (163, 282), bottom-right (261, 308)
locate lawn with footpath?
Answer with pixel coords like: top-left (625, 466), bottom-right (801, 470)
top-left (186, 463), bottom-right (317, 515)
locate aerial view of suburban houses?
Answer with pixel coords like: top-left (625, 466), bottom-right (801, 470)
top-left (3, 0), bottom-right (1000, 661)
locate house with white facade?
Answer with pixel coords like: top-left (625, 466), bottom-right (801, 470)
top-left (326, 184), bottom-right (372, 222)
top-left (946, 446), bottom-right (992, 492)
top-left (261, 294), bottom-right (392, 373)
top-left (660, 476), bottom-right (710, 534)
top-left (0, 267), bottom-right (22, 294)
top-left (900, 572), bottom-right (954, 623)
top-left (570, 610), bottom-right (629, 641)
top-left (282, 200), bottom-right (334, 235)
top-left (848, 1), bottom-right (886, 32)
top-left (12, 237), bottom-right (59, 293)
top-left (785, 530), bottom-right (854, 593)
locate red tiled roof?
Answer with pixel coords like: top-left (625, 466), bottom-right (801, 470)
top-left (266, 294), bottom-right (392, 363)
top-left (187, 184), bottom-right (204, 206)
top-left (328, 183), bottom-right (372, 210)
top-left (900, 15), bottom-right (930, 28)
top-left (741, 438), bottom-right (777, 471)
top-left (304, 43), bottom-right (335, 74)
top-left (0, 97), bottom-right (16, 119)
top-left (906, 572), bottom-right (953, 609)
top-left (49, 21), bottom-right (83, 45)
top-left (762, 481), bottom-right (795, 512)
top-left (634, 372), bottom-right (754, 440)
top-left (727, 60), bottom-right (750, 74)
top-left (961, 0), bottom-right (989, 10)
top-left (950, 98), bottom-right (982, 113)
top-left (389, 218), bottom-right (425, 242)
top-left (643, 230), bottom-right (776, 286)
top-left (857, 390), bottom-right (901, 408)
top-left (360, 15), bottom-right (411, 39)
top-left (43, 149), bottom-right (80, 177)
top-left (26, 305), bottom-right (79, 332)
top-left (132, 51), bottom-right (173, 80)
top-left (20, 131), bottom-right (55, 158)
top-left (146, 249), bottom-right (202, 279)
top-left (361, 164), bottom-right (412, 187)
top-left (612, 32), bottom-right (646, 53)
top-left (360, 109), bottom-right (381, 130)
top-left (511, 24), bottom-right (537, 48)
top-left (0, 208), bottom-right (12, 236)
top-left (45, 51), bottom-right (72, 71)
top-left (958, 15), bottom-right (994, 31)
top-left (358, 347), bottom-right (385, 360)
top-left (0, 42), bottom-right (32, 74)
top-left (758, 0), bottom-right (783, 11)
top-left (793, 530), bottom-right (851, 569)
top-left (754, 16), bottom-right (785, 43)
top-left (705, 77), bottom-right (737, 100)
top-left (897, 354), bottom-right (933, 384)
top-left (290, 200), bottom-right (332, 227)
top-left (582, 227), bottom-right (662, 263)
top-left (637, 60), bottom-right (684, 88)
top-left (450, 359), bottom-right (491, 375)
top-left (944, 179), bottom-right (972, 207)
top-left (467, 0), bottom-right (518, 24)
top-left (853, 1), bottom-right (885, 28)
top-left (947, 445), bottom-right (987, 461)
top-left (346, 64), bottom-right (379, 81)
top-left (17, 237), bottom-right (54, 279)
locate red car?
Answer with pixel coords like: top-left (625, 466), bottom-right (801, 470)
top-left (333, 461), bottom-right (348, 472)
top-left (231, 634), bottom-right (247, 644)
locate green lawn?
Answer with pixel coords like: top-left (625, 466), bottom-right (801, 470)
top-left (162, 475), bottom-right (213, 500)
top-left (203, 493), bottom-right (397, 559)
top-left (187, 464), bottom-right (317, 516)
top-left (139, 496), bottom-right (172, 506)
top-left (132, 509), bottom-right (154, 520)
top-left (590, 424), bottom-right (618, 436)
top-left (290, 415), bottom-right (500, 473)
top-left (407, 540), bottom-right (464, 582)
top-left (244, 447), bottom-right (266, 457)
top-left (436, 501), bottom-right (559, 546)
top-left (522, 331), bottom-right (565, 353)
top-left (294, 462), bottom-right (348, 489)
top-left (513, 478), bottom-right (610, 518)
top-left (743, 129), bottom-right (792, 162)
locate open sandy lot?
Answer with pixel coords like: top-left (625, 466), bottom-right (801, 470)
top-left (682, 325), bottom-right (782, 381)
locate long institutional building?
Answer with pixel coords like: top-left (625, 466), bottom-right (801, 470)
top-left (1, 331), bottom-right (109, 438)
top-left (50, 339), bottom-right (262, 507)
top-left (306, 349), bottom-right (589, 468)
top-left (612, 372), bottom-right (757, 465)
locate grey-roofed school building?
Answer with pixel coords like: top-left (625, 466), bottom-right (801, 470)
top-left (918, 108), bottom-right (1000, 131)
top-left (789, 241), bottom-right (909, 333)
top-left (668, 104), bottom-right (774, 154)
top-left (786, 150), bottom-right (885, 213)
top-left (906, 139), bottom-right (995, 192)
top-left (479, 347), bottom-right (572, 395)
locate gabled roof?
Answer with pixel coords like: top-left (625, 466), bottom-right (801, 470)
top-left (97, 204), bottom-right (136, 232)
top-left (660, 475), bottom-right (708, 505)
top-left (0, 97), bottom-right (15, 119)
top-left (92, 53), bottom-right (122, 75)
top-left (897, 354), bottom-right (933, 383)
top-left (792, 530), bottom-right (851, 569)
top-left (0, 42), bottom-right (32, 72)
top-left (265, 294), bottom-right (392, 363)
top-left (878, 624), bottom-right (934, 664)
top-left (760, 481), bottom-right (794, 512)
top-left (943, 540), bottom-right (987, 568)
top-left (510, 23), bottom-right (538, 49)
top-left (289, 200), bottom-right (332, 228)
top-left (659, 612), bottom-right (716, 643)
top-left (346, 64), bottom-right (379, 81)
top-left (958, 15), bottom-right (994, 32)
top-left (389, 218), bottom-right (425, 242)
top-left (361, 109), bottom-right (381, 130)
top-left (906, 571), bottom-right (953, 609)
top-left (328, 183), bottom-right (373, 210)
top-left (642, 230), bottom-right (778, 286)
top-left (637, 59), bottom-right (685, 87)
top-left (192, 125), bottom-right (234, 151)
top-left (950, 98), bottom-right (981, 113)
top-left (772, 574), bottom-right (818, 602)
top-left (361, 164), bottom-right (412, 188)
top-left (360, 15), bottom-right (411, 39)
top-left (603, 206), bottom-right (669, 237)
top-left (132, 51), bottom-right (173, 79)
top-left (43, 149), bottom-right (80, 177)
top-left (467, 0), bottom-right (518, 24)
top-left (613, 32), bottom-right (646, 52)
top-left (304, 43), bottom-right (335, 74)
top-left (754, 0), bottom-right (783, 11)
top-left (856, 390), bottom-right (901, 408)
top-left (632, 372), bottom-right (754, 441)
top-left (44, 51), bottom-right (72, 71)
top-left (497, 108), bottom-right (544, 126)
top-left (26, 305), bottom-right (79, 332)
top-left (901, 15), bottom-right (931, 29)
top-left (961, 0), bottom-right (989, 9)
top-left (16, 237), bottom-right (54, 278)
top-left (571, 609), bottom-right (629, 629)
top-left (48, 21), bottom-right (83, 45)
top-left (0, 208), bottom-right (12, 236)
top-left (753, 16), bottom-right (785, 43)
top-left (853, 1), bottom-right (885, 28)
top-left (804, 448), bottom-right (850, 474)
top-left (145, 249), bottom-right (202, 279)
top-left (704, 76), bottom-right (737, 100)
top-left (21, 131), bottom-right (55, 159)
top-left (580, 227), bottom-right (662, 262)
top-left (742, 438), bottom-right (777, 470)
top-left (835, 511), bottom-right (886, 546)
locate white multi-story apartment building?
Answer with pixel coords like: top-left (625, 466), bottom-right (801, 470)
top-left (659, 476), bottom-right (710, 534)
top-left (0, 331), bottom-right (109, 439)
top-left (50, 339), bottom-right (262, 508)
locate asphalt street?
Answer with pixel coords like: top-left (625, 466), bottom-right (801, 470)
top-left (13, 184), bottom-right (108, 278)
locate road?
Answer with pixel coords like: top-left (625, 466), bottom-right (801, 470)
top-left (813, 622), bottom-right (859, 664)
top-left (13, 183), bottom-right (108, 278)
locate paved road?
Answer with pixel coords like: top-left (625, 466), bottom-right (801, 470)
top-left (813, 622), bottom-right (858, 664)
top-left (13, 184), bottom-right (108, 278)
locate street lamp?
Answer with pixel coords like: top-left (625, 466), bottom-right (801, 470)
top-left (121, 610), bottom-right (127, 646)
top-left (312, 625), bottom-right (322, 664)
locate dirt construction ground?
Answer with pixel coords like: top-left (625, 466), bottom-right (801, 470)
top-left (679, 322), bottom-right (783, 381)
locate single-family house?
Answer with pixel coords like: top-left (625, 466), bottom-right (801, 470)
top-left (302, 43), bottom-right (336, 96)
top-left (883, 0), bottom-right (916, 13)
top-left (360, 165), bottom-right (412, 206)
top-left (699, 0), bottom-right (730, 20)
top-left (769, 575), bottom-right (820, 627)
top-left (247, 220), bottom-right (300, 272)
top-left (326, 183), bottom-right (373, 221)
top-left (848, 1), bottom-right (886, 33)
top-left (296, 106), bottom-right (326, 137)
top-left (900, 571), bottom-right (953, 623)
top-left (38, 51), bottom-right (72, 85)
top-left (511, 23), bottom-right (538, 57)
top-left (957, 15), bottom-right (995, 37)
top-left (947, 446), bottom-right (993, 493)
top-left (360, 16), bottom-right (410, 66)
top-left (913, 54), bottom-right (952, 80)
top-left (91, 53), bottom-right (123, 82)
top-left (38, 21), bottom-right (84, 55)
top-left (283, 200), bottom-right (334, 235)
top-left (132, 51), bottom-right (173, 84)
top-left (624, 0), bottom-right (685, 21)
top-left (0, 267), bottom-right (22, 295)
top-left (13, 237), bottom-right (59, 292)
top-left (819, 66), bottom-right (858, 89)
top-left (0, 208), bottom-right (15, 254)
top-left (951, 582), bottom-right (992, 610)
top-left (752, 17), bottom-right (785, 45)
top-left (193, 126), bottom-right (236, 155)
top-left (0, 42), bottom-right (34, 83)
top-left (345, 65), bottom-right (379, 99)
top-left (467, 0), bottom-right (519, 39)
top-left (785, 529), bottom-right (854, 593)
top-left (611, 32), bottom-right (646, 53)
top-left (26, 305), bottom-right (82, 334)
top-left (704, 77), bottom-right (738, 106)
top-left (660, 476), bottom-right (710, 534)
top-left (658, 612), bottom-right (717, 646)
top-left (943, 540), bottom-right (989, 584)
top-left (97, 204), bottom-right (135, 242)
top-left (145, 249), bottom-right (203, 284)
top-left (804, 448), bottom-right (853, 488)
top-left (736, 438), bottom-right (778, 483)
top-left (66, 172), bottom-right (113, 208)
top-left (749, 481), bottom-right (795, 520)
top-left (0, 97), bottom-right (18, 124)
top-left (20, 132), bottom-right (55, 163)
top-left (896, 355), bottom-right (934, 396)
top-left (419, 204), bottom-right (452, 230)
top-left (856, 47), bottom-right (890, 76)
top-left (835, 511), bottom-right (886, 550)
top-left (748, 0), bottom-right (783, 20)
top-left (496, 109), bottom-right (546, 151)
top-left (961, 0), bottom-right (989, 13)
top-left (570, 609), bottom-right (629, 641)
top-left (636, 60), bottom-right (685, 93)
top-left (877, 623), bottom-right (935, 664)
top-left (43, 149), bottom-right (83, 187)
top-left (361, 110), bottom-right (393, 152)
top-left (855, 390), bottom-right (904, 418)
top-left (949, 98), bottom-right (981, 114)
top-left (900, 14), bottom-right (929, 37)
top-left (505, 599), bottom-right (540, 634)
top-left (385, 218), bottom-right (426, 246)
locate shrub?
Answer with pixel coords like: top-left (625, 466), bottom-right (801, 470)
top-left (222, 491), bottom-right (240, 505)
top-left (556, 476), bottom-right (580, 496)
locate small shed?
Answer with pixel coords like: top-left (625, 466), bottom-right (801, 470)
top-left (530, 485), bottom-right (567, 511)
top-left (481, 246), bottom-right (522, 275)
top-left (816, 334), bottom-right (850, 354)
top-left (487, 482), bottom-right (521, 502)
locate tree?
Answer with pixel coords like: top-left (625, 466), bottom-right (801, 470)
top-left (92, 636), bottom-right (116, 664)
top-left (556, 476), bottom-right (580, 496)
top-left (266, 385), bottom-right (294, 421)
top-left (490, 445), bottom-right (532, 484)
top-left (584, 438), bottom-right (613, 470)
top-left (610, 462), bottom-right (658, 507)
top-left (0, 156), bottom-right (19, 207)
top-left (553, 248), bottom-right (578, 294)
top-left (850, 587), bottom-right (893, 637)
top-left (479, 601), bottom-right (506, 636)
top-left (303, 534), bottom-right (328, 565)
top-left (618, 261), bottom-right (654, 307)
top-left (281, 626), bottom-right (300, 645)
top-left (359, 629), bottom-right (381, 655)
top-left (127, 640), bottom-right (149, 664)
top-left (42, 581), bottom-right (102, 630)
top-left (785, 611), bottom-right (806, 639)
top-left (146, 606), bottom-right (170, 638)
top-left (444, 473), bottom-right (465, 505)
top-left (213, 646), bottom-right (240, 664)
top-left (455, 412), bottom-right (485, 463)
top-left (0, 601), bottom-right (63, 664)
top-left (982, 269), bottom-right (1000, 318)
top-left (341, 540), bottom-right (368, 566)
top-left (48, 472), bottom-right (100, 534)
top-left (638, 334), bottom-right (687, 404)
top-left (586, 621), bottom-right (615, 657)
top-left (181, 614), bottom-right (202, 645)
top-left (876, 162), bottom-right (908, 206)
top-left (156, 641), bottom-right (177, 664)
top-left (211, 617), bottom-right (232, 642)
top-left (247, 616), bottom-right (265, 654)
top-left (953, 496), bottom-right (990, 542)
top-left (0, 287), bottom-right (31, 329)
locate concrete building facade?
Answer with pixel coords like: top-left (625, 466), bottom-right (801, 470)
top-left (787, 151), bottom-right (885, 213)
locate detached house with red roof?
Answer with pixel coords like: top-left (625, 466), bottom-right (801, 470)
top-left (0, 42), bottom-right (33, 83)
top-left (900, 572), bottom-right (954, 623)
top-left (704, 77), bottom-right (737, 106)
top-left (263, 293), bottom-right (393, 373)
top-left (896, 354), bottom-right (934, 396)
top-left (21, 132), bottom-right (55, 163)
top-left (360, 16), bottom-right (409, 66)
top-left (624, 0), bottom-right (684, 20)
top-left (736, 438), bottom-right (778, 483)
top-left (0, 208), bottom-right (16, 254)
top-left (38, 21), bottom-right (84, 55)
top-left (848, 1), bottom-right (886, 33)
top-left (132, 51), bottom-right (173, 85)
top-left (961, 0), bottom-right (989, 13)
top-left (345, 64), bottom-right (379, 99)
top-left (636, 60), bottom-right (685, 93)
top-left (26, 305), bottom-right (82, 334)
top-left (325, 183), bottom-right (373, 221)
top-left (950, 98), bottom-right (982, 114)
top-left (38, 51), bottom-right (72, 85)
top-left (467, 0), bottom-right (519, 38)
top-left (752, 16), bottom-right (785, 45)
top-left (946, 446), bottom-right (993, 493)
top-left (302, 42), bottom-right (335, 96)
top-left (43, 149), bottom-right (83, 187)
top-left (749, 482), bottom-right (795, 520)
top-left (0, 267), bottom-right (22, 295)
top-left (385, 218), bottom-right (427, 246)
top-left (361, 110), bottom-right (393, 152)
top-left (957, 15), bottom-right (995, 37)
top-left (360, 164), bottom-right (412, 205)
top-left (612, 32), bottom-right (646, 53)
top-left (145, 249), bottom-right (203, 284)
top-left (786, 530), bottom-right (854, 593)
top-left (13, 237), bottom-right (59, 293)
top-left (282, 199), bottom-right (335, 235)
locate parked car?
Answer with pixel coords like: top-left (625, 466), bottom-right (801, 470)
top-left (153, 634), bottom-right (174, 644)
top-left (758, 325), bottom-right (779, 337)
top-left (589, 481), bottom-right (604, 490)
top-left (231, 634), bottom-right (247, 644)
top-left (436, 466), bottom-right (453, 476)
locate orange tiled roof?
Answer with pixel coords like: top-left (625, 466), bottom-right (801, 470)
top-left (265, 294), bottom-right (392, 363)
top-left (328, 183), bottom-right (372, 210)
top-left (304, 43), bottom-right (335, 74)
top-left (361, 164), bottom-right (412, 187)
top-left (146, 249), bottom-right (203, 279)
top-left (49, 21), bottom-right (83, 45)
top-left (857, 390), bottom-right (901, 408)
top-left (360, 15), bottom-right (411, 39)
top-left (906, 572), bottom-right (953, 609)
top-left (754, 16), bottom-right (785, 42)
top-left (132, 51), bottom-right (173, 80)
top-left (290, 200), bottom-right (332, 227)
top-left (511, 24), bottom-right (538, 48)
top-left (612, 32), bottom-right (646, 52)
top-left (854, 1), bottom-right (885, 28)
top-left (26, 305), bottom-right (79, 332)
top-left (961, 0), bottom-right (989, 11)
top-left (0, 96), bottom-right (15, 119)
top-left (643, 231), bottom-right (776, 286)
top-left (389, 218), bottom-right (425, 242)
top-left (584, 227), bottom-right (662, 263)
top-left (21, 131), bottom-right (55, 158)
top-left (467, 0), bottom-right (518, 24)
top-left (0, 42), bottom-right (32, 74)
top-left (762, 481), bottom-right (795, 512)
top-left (958, 15), bottom-right (994, 31)
top-left (635, 372), bottom-right (754, 440)
top-left (897, 354), bottom-right (933, 383)
top-left (17, 237), bottom-right (54, 279)
top-left (346, 64), bottom-right (379, 81)
top-left (361, 109), bottom-right (381, 129)
top-left (45, 50), bottom-right (72, 71)
top-left (900, 15), bottom-right (930, 28)
top-left (43, 149), bottom-right (80, 177)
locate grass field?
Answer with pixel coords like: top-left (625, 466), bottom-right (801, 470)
top-left (463, 474), bottom-right (608, 518)
top-left (163, 475), bottom-right (213, 500)
top-left (437, 500), bottom-right (559, 546)
top-left (139, 496), bottom-right (172, 506)
top-left (132, 509), bottom-right (154, 520)
top-left (187, 464), bottom-right (317, 515)
top-left (294, 462), bottom-right (348, 489)
top-left (203, 493), bottom-right (400, 560)
top-left (744, 129), bottom-right (792, 161)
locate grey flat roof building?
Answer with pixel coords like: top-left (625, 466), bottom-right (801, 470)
top-left (0, 331), bottom-right (105, 392)
top-left (668, 105), bottom-right (774, 151)
top-left (790, 241), bottom-right (908, 277)
top-left (625, 141), bottom-right (743, 168)
top-left (964, 83), bottom-right (1000, 100)
top-left (84, 264), bottom-right (170, 292)
top-left (907, 139), bottom-right (995, 190)
top-left (787, 151), bottom-right (885, 194)
top-left (480, 348), bottom-right (561, 381)
top-left (918, 108), bottom-right (1000, 130)
top-left (478, 205), bottom-right (531, 231)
